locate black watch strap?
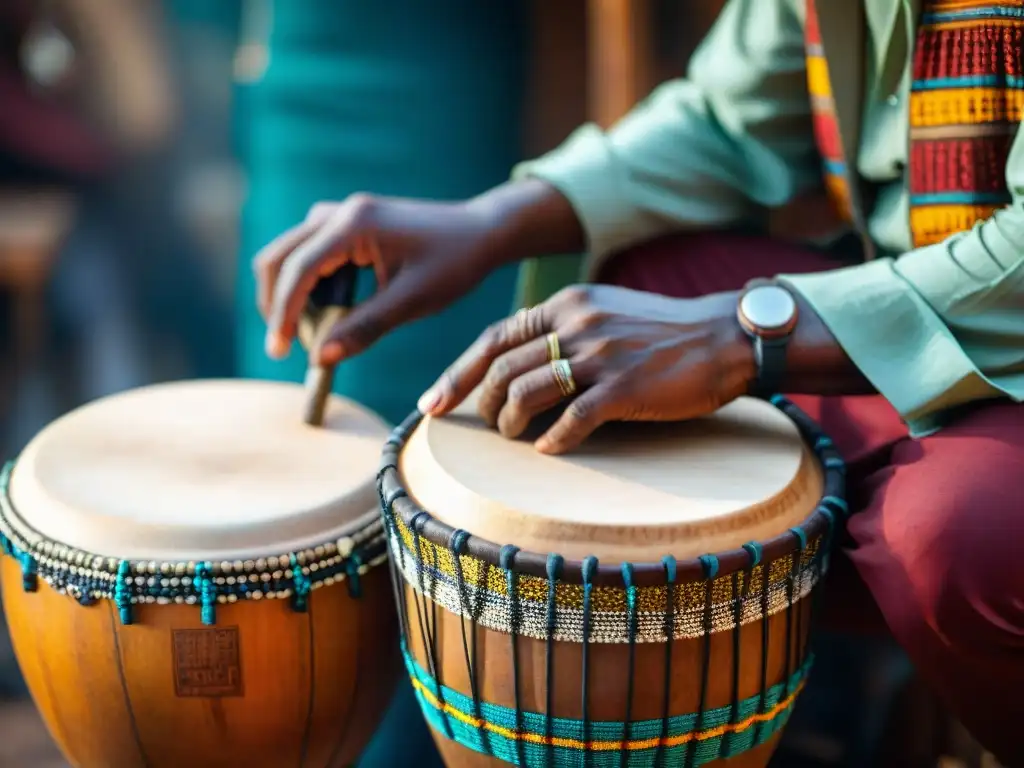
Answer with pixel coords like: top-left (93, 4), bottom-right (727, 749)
top-left (751, 335), bottom-right (789, 398)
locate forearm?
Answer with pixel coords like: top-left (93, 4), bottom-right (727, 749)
top-left (782, 291), bottom-right (875, 395)
top-left (468, 179), bottom-right (585, 268)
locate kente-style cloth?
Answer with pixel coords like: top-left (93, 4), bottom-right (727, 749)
top-left (806, 0), bottom-right (1024, 247)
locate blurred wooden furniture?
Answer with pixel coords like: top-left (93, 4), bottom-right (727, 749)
top-left (526, 0), bottom-right (728, 153)
top-left (0, 190), bottom-right (75, 419)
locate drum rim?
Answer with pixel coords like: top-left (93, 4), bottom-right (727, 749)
top-left (0, 459), bottom-right (387, 622)
top-left (0, 458), bottom-right (383, 567)
top-left (378, 396), bottom-right (846, 588)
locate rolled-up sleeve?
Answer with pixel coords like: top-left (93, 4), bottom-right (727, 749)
top-left (781, 126), bottom-right (1024, 435)
top-left (512, 0), bottom-right (821, 265)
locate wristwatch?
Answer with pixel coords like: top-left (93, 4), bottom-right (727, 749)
top-left (737, 280), bottom-right (799, 397)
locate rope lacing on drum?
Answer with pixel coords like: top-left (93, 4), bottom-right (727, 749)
top-left (449, 528), bottom-right (491, 755)
top-left (409, 511), bottom-right (454, 741)
top-left (687, 554), bottom-right (720, 767)
top-left (500, 544), bottom-right (526, 765)
top-left (544, 553), bottom-right (564, 767)
top-left (580, 555), bottom-right (600, 765)
top-left (655, 555), bottom-right (677, 767)
top-left (618, 561), bottom-right (638, 768)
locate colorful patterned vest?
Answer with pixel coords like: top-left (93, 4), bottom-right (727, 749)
top-left (805, 0), bottom-right (1024, 248)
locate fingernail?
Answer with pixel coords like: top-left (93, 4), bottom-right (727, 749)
top-left (534, 436), bottom-right (554, 454)
top-left (319, 341), bottom-right (344, 365)
top-left (265, 332), bottom-right (289, 359)
top-left (417, 388), bottom-right (442, 415)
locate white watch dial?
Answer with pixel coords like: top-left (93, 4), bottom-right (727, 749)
top-left (740, 285), bottom-right (796, 331)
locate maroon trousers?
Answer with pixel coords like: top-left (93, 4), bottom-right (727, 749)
top-left (601, 233), bottom-right (1024, 765)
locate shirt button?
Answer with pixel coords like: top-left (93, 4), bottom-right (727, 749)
top-left (886, 94), bottom-right (900, 107)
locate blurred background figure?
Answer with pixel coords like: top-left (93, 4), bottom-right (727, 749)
top-left (233, 1), bottom-right (526, 763)
top-left (0, 0), bottom-right (237, 455)
top-left (0, 1), bottom-right (239, 762)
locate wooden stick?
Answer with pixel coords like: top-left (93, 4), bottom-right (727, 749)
top-left (298, 266), bottom-right (358, 427)
top-left (299, 307), bottom-right (348, 426)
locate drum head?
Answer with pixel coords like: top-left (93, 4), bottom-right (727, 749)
top-left (7, 380), bottom-right (390, 562)
top-left (399, 394), bottom-right (822, 562)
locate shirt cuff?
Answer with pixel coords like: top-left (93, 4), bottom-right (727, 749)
top-left (778, 259), bottom-right (1002, 436)
top-left (512, 125), bottom-right (649, 261)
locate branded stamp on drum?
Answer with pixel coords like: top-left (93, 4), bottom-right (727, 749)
top-left (172, 628), bottom-right (243, 698)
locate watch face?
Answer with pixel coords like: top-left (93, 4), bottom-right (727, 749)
top-left (739, 285), bottom-right (797, 331)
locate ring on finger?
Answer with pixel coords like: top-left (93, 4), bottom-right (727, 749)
top-left (514, 307), bottom-right (533, 339)
top-left (551, 359), bottom-right (577, 397)
top-left (545, 332), bottom-right (561, 362)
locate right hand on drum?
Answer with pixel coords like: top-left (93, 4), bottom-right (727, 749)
top-left (253, 180), bottom-right (584, 366)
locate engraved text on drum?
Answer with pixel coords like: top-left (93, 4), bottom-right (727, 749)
top-left (172, 628), bottom-right (244, 698)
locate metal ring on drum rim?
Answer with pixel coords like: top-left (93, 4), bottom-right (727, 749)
top-left (377, 394), bottom-right (848, 767)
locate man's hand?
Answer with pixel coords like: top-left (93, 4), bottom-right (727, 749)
top-left (253, 180), bottom-right (585, 367)
top-left (418, 285), bottom-right (757, 454)
top-left (418, 279), bottom-right (875, 455)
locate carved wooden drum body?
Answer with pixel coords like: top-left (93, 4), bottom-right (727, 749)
top-left (0, 380), bottom-right (399, 768)
top-left (379, 395), bottom-right (846, 768)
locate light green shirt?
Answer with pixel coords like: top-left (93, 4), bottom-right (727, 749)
top-left (513, 0), bottom-right (1024, 435)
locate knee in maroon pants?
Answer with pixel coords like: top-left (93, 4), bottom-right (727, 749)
top-left (844, 402), bottom-right (1024, 765)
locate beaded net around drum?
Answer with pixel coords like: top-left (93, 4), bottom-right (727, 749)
top-left (0, 462), bottom-right (387, 626)
top-left (378, 396), bottom-right (848, 768)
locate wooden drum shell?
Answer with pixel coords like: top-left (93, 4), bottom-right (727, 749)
top-left (382, 396), bottom-right (844, 768)
top-left (2, 557), bottom-right (399, 768)
top-left (404, 585), bottom-right (809, 768)
top-left (0, 381), bottom-right (404, 768)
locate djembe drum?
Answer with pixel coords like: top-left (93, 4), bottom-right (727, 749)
top-left (378, 394), bottom-right (846, 767)
top-left (0, 380), bottom-right (399, 768)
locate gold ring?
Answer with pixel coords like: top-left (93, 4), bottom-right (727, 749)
top-left (545, 332), bottom-right (561, 362)
top-left (551, 359), bottom-right (577, 397)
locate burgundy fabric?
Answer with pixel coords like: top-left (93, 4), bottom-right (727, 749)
top-left (600, 233), bottom-right (1024, 765)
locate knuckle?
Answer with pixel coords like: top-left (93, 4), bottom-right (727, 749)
top-left (506, 379), bottom-right (532, 408)
top-left (251, 252), bottom-right (272, 277)
top-left (342, 193), bottom-right (378, 227)
top-left (483, 320), bottom-right (512, 353)
top-left (484, 355), bottom-right (512, 388)
top-left (555, 284), bottom-right (592, 308)
top-left (578, 309), bottom-right (610, 331)
top-left (565, 398), bottom-right (594, 425)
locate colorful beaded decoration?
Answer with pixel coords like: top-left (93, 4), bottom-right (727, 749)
top-left (378, 396), bottom-right (848, 767)
top-left (0, 462), bottom-right (386, 626)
